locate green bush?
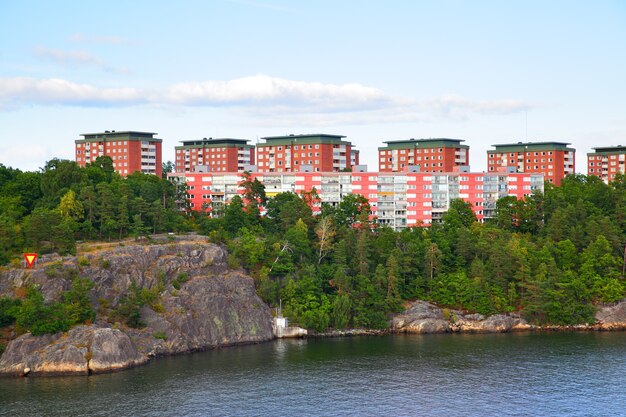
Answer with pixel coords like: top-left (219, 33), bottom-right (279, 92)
top-left (113, 282), bottom-right (163, 328)
top-left (172, 272), bottom-right (189, 290)
top-left (77, 256), bottom-right (90, 267)
top-left (10, 279), bottom-right (94, 336)
top-left (44, 261), bottom-right (64, 277)
top-left (0, 296), bottom-right (22, 327)
top-left (153, 331), bottom-right (168, 340)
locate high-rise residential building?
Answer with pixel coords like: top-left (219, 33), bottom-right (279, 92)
top-left (168, 168), bottom-right (543, 230)
top-left (75, 131), bottom-right (162, 177)
top-left (587, 145), bottom-right (626, 183)
top-left (255, 134), bottom-right (359, 173)
top-left (174, 138), bottom-right (255, 173)
top-left (378, 138), bottom-right (469, 172)
top-left (487, 141), bottom-right (575, 185)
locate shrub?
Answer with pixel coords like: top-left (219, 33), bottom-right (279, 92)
top-left (11, 280), bottom-right (95, 336)
top-left (113, 282), bottom-right (163, 328)
top-left (77, 256), bottom-right (90, 267)
top-left (0, 296), bottom-right (22, 327)
top-left (101, 259), bottom-right (111, 269)
top-left (44, 261), bottom-right (64, 277)
top-left (153, 331), bottom-right (168, 340)
top-left (172, 272), bottom-right (189, 290)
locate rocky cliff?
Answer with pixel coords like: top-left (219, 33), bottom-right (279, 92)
top-left (392, 300), bottom-right (626, 334)
top-left (0, 236), bottom-right (273, 376)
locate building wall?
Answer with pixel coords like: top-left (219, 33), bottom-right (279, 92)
top-left (170, 170), bottom-right (544, 230)
top-left (378, 145), bottom-right (469, 173)
top-left (75, 133), bottom-right (162, 177)
top-left (256, 140), bottom-right (355, 173)
top-left (588, 151), bottom-right (626, 183)
top-left (175, 143), bottom-right (254, 173)
top-left (487, 147), bottom-right (574, 185)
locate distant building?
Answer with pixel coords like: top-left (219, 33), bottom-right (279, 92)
top-left (174, 138), bottom-right (255, 173)
top-left (378, 138), bottom-right (469, 173)
top-left (487, 141), bottom-right (575, 185)
top-left (587, 145), bottom-right (626, 183)
top-left (75, 131), bottom-right (162, 177)
top-left (256, 134), bottom-right (359, 173)
top-left (168, 169), bottom-right (543, 230)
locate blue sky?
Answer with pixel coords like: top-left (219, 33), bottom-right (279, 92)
top-left (1, 0), bottom-right (625, 172)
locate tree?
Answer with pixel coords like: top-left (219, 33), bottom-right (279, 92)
top-left (58, 190), bottom-right (84, 221)
top-left (315, 216), bottom-right (336, 264)
top-left (162, 161), bottom-right (175, 179)
top-left (443, 199), bottom-right (477, 229)
top-left (224, 195), bottom-right (248, 235)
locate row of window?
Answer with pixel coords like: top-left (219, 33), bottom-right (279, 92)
top-left (490, 151), bottom-right (555, 158)
top-left (380, 148), bottom-right (446, 155)
top-left (259, 144), bottom-right (321, 151)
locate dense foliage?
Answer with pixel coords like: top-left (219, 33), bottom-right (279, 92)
top-left (1, 158), bottom-right (625, 331)
top-left (0, 158), bottom-right (190, 263)
top-left (0, 278), bottom-right (95, 335)
top-left (202, 173), bottom-right (626, 328)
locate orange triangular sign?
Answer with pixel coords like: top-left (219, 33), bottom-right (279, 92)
top-left (24, 253), bottom-right (38, 268)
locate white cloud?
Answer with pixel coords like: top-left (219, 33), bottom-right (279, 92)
top-left (0, 77), bottom-right (144, 107)
top-left (165, 74), bottom-right (392, 110)
top-left (0, 75), bottom-right (530, 124)
top-left (34, 47), bottom-right (129, 74)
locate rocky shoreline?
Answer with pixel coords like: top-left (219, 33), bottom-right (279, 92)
top-left (0, 238), bottom-right (273, 377)
top-left (1, 239), bottom-right (625, 377)
top-left (391, 300), bottom-right (626, 334)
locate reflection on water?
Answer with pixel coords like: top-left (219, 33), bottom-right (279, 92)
top-left (1, 332), bottom-right (625, 417)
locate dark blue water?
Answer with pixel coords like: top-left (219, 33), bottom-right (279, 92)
top-left (1, 332), bottom-right (625, 416)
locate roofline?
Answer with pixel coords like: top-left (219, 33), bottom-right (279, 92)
top-left (80, 131), bottom-right (158, 136)
top-left (261, 133), bottom-right (346, 140)
top-left (382, 138), bottom-right (465, 145)
top-left (178, 138), bottom-right (250, 145)
top-left (590, 145), bottom-right (625, 152)
top-left (490, 141), bottom-right (572, 148)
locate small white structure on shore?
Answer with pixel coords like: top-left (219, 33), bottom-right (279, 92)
top-left (273, 304), bottom-right (307, 338)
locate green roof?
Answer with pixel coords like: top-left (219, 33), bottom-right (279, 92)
top-left (588, 145), bottom-right (626, 155)
top-left (488, 141), bottom-right (574, 153)
top-left (260, 134), bottom-right (351, 146)
top-left (176, 138), bottom-right (252, 149)
top-left (379, 138), bottom-right (468, 151)
top-left (77, 131), bottom-right (162, 143)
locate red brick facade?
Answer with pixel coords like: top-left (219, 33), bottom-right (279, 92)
top-left (256, 134), bottom-right (357, 173)
top-left (487, 142), bottom-right (575, 185)
top-left (174, 138), bottom-right (254, 173)
top-left (378, 139), bottom-right (469, 173)
top-left (75, 131), bottom-right (162, 177)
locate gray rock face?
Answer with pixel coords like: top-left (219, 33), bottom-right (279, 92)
top-left (0, 325), bottom-right (145, 376)
top-left (0, 238), bottom-right (273, 376)
top-left (392, 301), bottom-right (529, 334)
top-left (595, 299), bottom-right (626, 330)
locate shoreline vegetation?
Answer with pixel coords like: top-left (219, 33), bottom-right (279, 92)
top-left (1, 158), bottom-right (626, 375)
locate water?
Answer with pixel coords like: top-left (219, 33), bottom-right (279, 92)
top-left (1, 332), bottom-right (625, 416)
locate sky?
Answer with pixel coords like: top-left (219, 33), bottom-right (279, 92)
top-left (1, 0), bottom-right (625, 173)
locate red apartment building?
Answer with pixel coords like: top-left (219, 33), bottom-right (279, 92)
top-left (378, 138), bottom-right (469, 173)
top-left (75, 131), bottom-right (162, 177)
top-left (170, 169), bottom-right (543, 229)
top-left (587, 145), bottom-right (626, 183)
top-left (256, 134), bottom-right (359, 173)
top-left (487, 141), bottom-right (575, 185)
top-left (174, 138), bottom-right (255, 173)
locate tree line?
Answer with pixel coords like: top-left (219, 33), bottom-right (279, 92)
top-left (1, 158), bottom-right (625, 332)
